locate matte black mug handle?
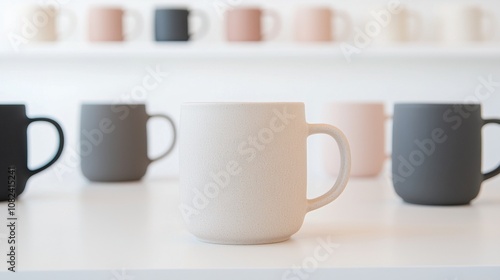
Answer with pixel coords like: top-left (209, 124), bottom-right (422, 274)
top-left (148, 114), bottom-right (177, 163)
top-left (28, 117), bottom-right (65, 176)
top-left (482, 118), bottom-right (500, 181)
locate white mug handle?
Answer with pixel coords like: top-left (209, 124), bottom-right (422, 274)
top-left (262, 9), bottom-right (281, 41)
top-left (407, 10), bottom-right (422, 41)
top-left (189, 9), bottom-right (210, 41)
top-left (124, 9), bottom-right (142, 41)
top-left (333, 10), bottom-right (352, 42)
top-left (481, 10), bottom-right (496, 41)
top-left (58, 9), bottom-right (77, 40)
top-left (307, 124), bottom-right (351, 212)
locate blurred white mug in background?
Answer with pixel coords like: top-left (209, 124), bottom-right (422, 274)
top-left (378, 7), bottom-right (422, 43)
top-left (3, 5), bottom-right (76, 46)
top-left (437, 4), bottom-right (495, 43)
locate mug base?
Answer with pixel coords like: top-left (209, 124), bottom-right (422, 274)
top-left (195, 236), bottom-right (291, 245)
top-left (402, 199), bottom-right (471, 206)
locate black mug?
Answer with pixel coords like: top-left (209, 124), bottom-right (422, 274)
top-left (0, 105), bottom-right (65, 201)
top-left (392, 103), bottom-right (500, 205)
top-left (154, 8), bottom-right (209, 41)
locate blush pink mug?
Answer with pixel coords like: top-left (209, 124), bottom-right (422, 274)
top-left (88, 7), bottom-right (142, 42)
top-left (225, 7), bottom-right (281, 42)
top-left (323, 103), bottom-right (388, 177)
top-left (294, 6), bottom-right (352, 42)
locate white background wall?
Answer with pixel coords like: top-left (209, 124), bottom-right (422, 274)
top-left (0, 0), bottom-right (499, 185)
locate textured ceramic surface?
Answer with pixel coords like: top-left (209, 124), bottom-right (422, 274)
top-left (323, 103), bottom-right (386, 177)
top-left (80, 104), bottom-right (176, 182)
top-left (392, 103), bottom-right (500, 205)
top-left (180, 102), bottom-right (351, 244)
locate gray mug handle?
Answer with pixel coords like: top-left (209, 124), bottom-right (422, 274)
top-left (483, 118), bottom-right (500, 181)
top-left (148, 114), bottom-right (177, 163)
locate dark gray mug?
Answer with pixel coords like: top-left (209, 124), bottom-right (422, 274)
top-left (80, 104), bottom-right (176, 182)
top-left (154, 8), bottom-right (208, 41)
top-left (392, 103), bottom-right (500, 205)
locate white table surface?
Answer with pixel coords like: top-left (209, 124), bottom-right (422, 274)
top-left (1, 172), bottom-right (500, 280)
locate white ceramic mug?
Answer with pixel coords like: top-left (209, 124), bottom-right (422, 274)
top-left (180, 102), bottom-right (351, 244)
top-left (379, 7), bottom-right (421, 43)
top-left (3, 5), bottom-right (76, 43)
top-left (437, 4), bottom-right (495, 43)
top-left (323, 103), bottom-right (387, 177)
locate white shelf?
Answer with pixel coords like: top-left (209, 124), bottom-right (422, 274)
top-left (0, 43), bottom-right (500, 59)
top-left (1, 174), bottom-right (500, 279)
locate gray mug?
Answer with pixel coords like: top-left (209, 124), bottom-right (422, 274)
top-left (154, 8), bottom-right (209, 41)
top-left (80, 104), bottom-right (176, 182)
top-left (392, 103), bottom-right (500, 205)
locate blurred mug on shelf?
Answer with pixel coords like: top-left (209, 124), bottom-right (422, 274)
top-left (155, 8), bottom-right (209, 42)
top-left (437, 4), bottom-right (495, 43)
top-left (294, 6), bottom-right (352, 42)
top-left (0, 105), bottom-right (65, 201)
top-left (80, 104), bottom-right (176, 182)
top-left (378, 7), bottom-right (422, 43)
top-left (180, 102), bottom-right (351, 244)
top-left (323, 102), bottom-right (387, 177)
top-left (392, 103), bottom-right (500, 205)
top-left (225, 7), bottom-right (281, 42)
top-left (88, 7), bottom-right (142, 42)
top-left (3, 5), bottom-right (77, 43)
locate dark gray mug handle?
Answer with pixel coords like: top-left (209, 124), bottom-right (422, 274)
top-left (483, 118), bottom-right (500, 181)
top-left (28, 117), bottom-right (65, 176)
top-left (148, 114), bottom-right (177, 163)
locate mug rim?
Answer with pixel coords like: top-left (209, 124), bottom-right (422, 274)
top-left (0, 104), bottom-right (25, 107)
top-left (325, 101), bottom-right (385, 106)
top-left (182, 102), bottom-right (304, 107)
top-left (394, 103), bottom-right (480, 108)
top-left (226, 7), bottom-right (262, 13)
top-left (296, 6), bottom-right (332, 12)
top-left (88, 6), bottom-right (124, 12)
top-left (155, 7), bottom-right (190, 12)
top-left (81, 103), bottom-right (146, 107)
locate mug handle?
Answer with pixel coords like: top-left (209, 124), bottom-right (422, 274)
top-left (147, 114), bottom-right (177, 163)
top-left (333, 10), bottom-right (352, 42)
top-left (124, 9), bottom-right (143, 41)
top-left (480, 11), bottom-right (496, 41)
top-left (57, 9), bottom-right (77, 40)
top-left (189, 9), bottom-right (210, 40)
top-left (28, 118), bottom-right (65, 176)
top-left (262, 10), bottom-right (281, 41)
top-left (307, 124), bottom-right (351, 212)
top-left (482, 118), bottom-right (500, 181)
top-left (407, 10), bottom-right (423, 41)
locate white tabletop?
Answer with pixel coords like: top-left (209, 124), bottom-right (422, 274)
top-left (1, 172), bottom-right (500, 279)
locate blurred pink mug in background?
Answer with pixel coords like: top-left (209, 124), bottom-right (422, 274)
top-left (323, 103), bottom-right (387, 177)
top-left (294, 6), bottom-right (352, 42)
top-left (225, 7), bottom-right (281, 42)
top-left (88, 7), bottom-right (142, 42)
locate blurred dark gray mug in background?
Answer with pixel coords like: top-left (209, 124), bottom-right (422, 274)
top-left (154, 8), bottom-right (209, 41)
top-left (392, 103), bottom-right (500, 205)
top-left (80, 104), bottom-right (176, 182)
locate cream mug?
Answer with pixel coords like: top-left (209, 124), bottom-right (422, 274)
top-left (3, 5), bottom-right (76, 43)
top-left (180, 102), bottom-right (351, 244)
